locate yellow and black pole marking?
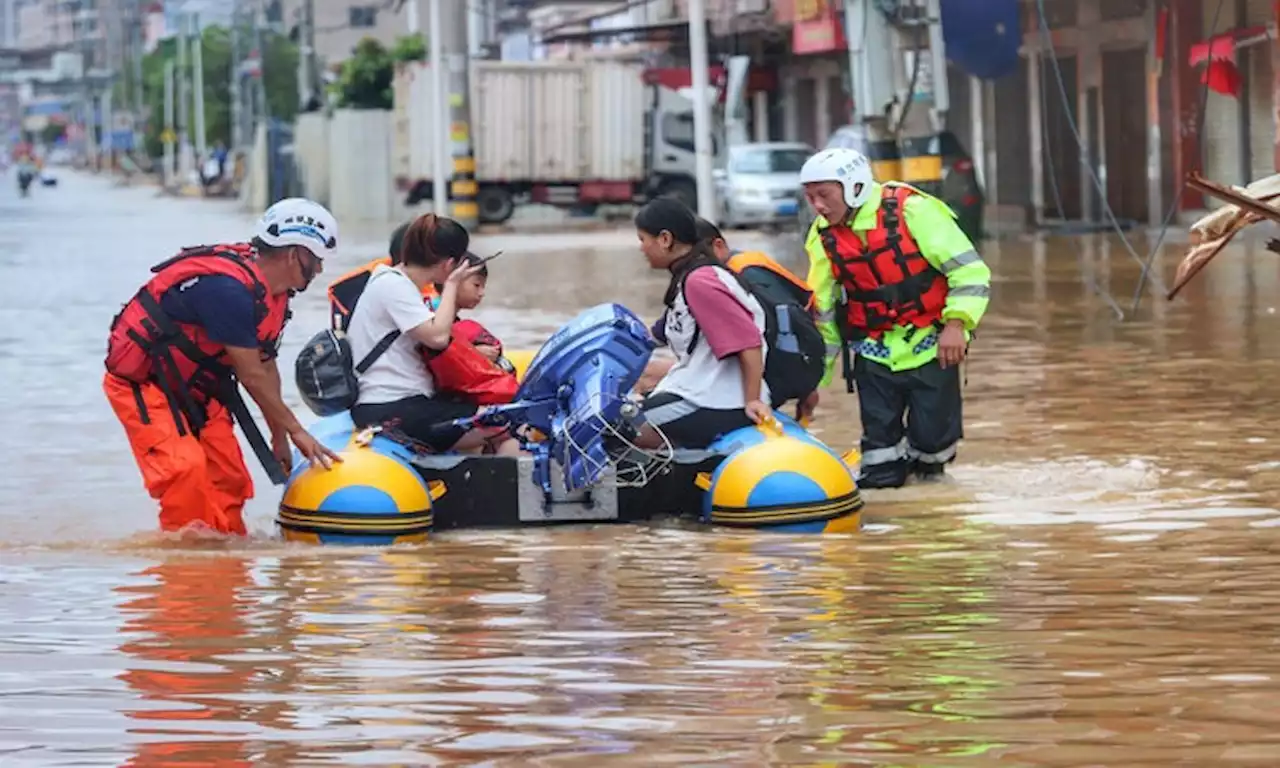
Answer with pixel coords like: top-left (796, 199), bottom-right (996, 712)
top-left (446, 48), bottom-right (479, 230)
top-left (450, 126), bottom-right (478, 228)
top-left (866, 136), bottom-right (902, 186)
top-left (897, 133), bottom-right (944, 197)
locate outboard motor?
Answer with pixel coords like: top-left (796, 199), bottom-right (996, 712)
top-left (516, 303), bottom-right (664, 491)
top-left (460, 303), bottom-right (673, 496)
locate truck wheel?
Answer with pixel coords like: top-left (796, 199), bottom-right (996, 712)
top-left (477, 187), bottom-right (515, 224)
top-left (658, 179), bottom-right (697, 212)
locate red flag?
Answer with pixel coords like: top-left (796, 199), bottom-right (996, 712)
top-left (1202, 60), bottom-right (1244, 97)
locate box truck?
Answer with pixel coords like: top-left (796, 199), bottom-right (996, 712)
top-left (392, 59), bottom-right (709, 224)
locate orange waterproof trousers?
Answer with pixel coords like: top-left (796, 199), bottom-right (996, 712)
top-left (104, 372), bottom-right (253, 535)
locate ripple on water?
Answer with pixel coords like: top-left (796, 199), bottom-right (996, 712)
top-left (6, 176), bottom-right (1280, 763)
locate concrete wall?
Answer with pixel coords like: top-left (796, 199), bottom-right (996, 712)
top-left (294, 112), bottom-right (331, 206)
top-left (326, 108), bottom-right (397, 225)
top-left (240, 122), bottom-right (270, 214)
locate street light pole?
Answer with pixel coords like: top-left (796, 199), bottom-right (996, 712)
top-left (192, 12), bottom-right (207, 162)
top-left (686, 0), bottom-right (716, 221)
top-left (426, 0), bottom-right (448, 216)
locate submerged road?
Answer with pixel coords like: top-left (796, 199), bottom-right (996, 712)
top-left (4, 170), bottom-right (1280, 764)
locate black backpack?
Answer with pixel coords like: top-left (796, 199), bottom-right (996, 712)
top-left (295, 328), bottom-right (400, 417)
top-left (682, 261), bottom-right (827, 408)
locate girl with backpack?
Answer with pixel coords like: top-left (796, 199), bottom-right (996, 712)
top-left (632, 199), bottom-right (772, 450)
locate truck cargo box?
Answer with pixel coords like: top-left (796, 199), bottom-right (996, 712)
top-left (393, 60), bottom-right (646, 185)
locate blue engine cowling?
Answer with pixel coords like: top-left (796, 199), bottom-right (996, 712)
top-left (516, 303), bottom-right (657, 492)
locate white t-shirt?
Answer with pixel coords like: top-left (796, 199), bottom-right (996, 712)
top-left (347, 264), bottom-right (436, 405)
top-left (653, 267), bottom-right (770, 409)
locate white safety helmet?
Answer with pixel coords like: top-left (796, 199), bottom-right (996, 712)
top-left (255, 197), bottom-right (338, 260)
top-left (799, 148), bottom-right (875, 210)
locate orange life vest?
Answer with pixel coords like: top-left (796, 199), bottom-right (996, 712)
top-left (104, 243), bottom-right (290, 436)
top-left (328, 257), bottom-right (439, 331)
top-left (819, 184), bottom-right (948, 340)
top-left (725, 250), bottom-right (816, 312)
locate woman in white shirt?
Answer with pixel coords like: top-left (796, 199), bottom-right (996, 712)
top-left (347, 214), bottom-right (520, 455)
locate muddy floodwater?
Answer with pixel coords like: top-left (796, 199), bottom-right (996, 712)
top-left (4, 172), bottom-right (1280, 765)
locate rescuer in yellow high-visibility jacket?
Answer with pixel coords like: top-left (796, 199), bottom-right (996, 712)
top-left (799, 148), bottom-right (991, 488)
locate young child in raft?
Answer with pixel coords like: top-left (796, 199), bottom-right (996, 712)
top-left (429, 253), bottom-right (515, 374)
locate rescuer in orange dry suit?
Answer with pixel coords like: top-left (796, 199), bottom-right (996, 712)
top-left (103, 198), bottom-right (344, 536)
top-left (327, 219), bottom-right (438, 332)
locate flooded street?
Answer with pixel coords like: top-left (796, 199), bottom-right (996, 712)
top-left (6, 171), bottom-right (1280, 765)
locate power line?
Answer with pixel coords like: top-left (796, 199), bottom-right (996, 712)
top-left (1130, 0), bottom-right (1226, 312)
top-left (1032, 0), bottom-right (1166, 304)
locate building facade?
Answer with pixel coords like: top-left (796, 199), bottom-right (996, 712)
top-left (697, 0), bottom-right (1280, 227)
top-left (12, 0), bottom-right (126, 72)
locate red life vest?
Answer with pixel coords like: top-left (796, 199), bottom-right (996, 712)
top-left (453, 318), bottom-right (502, 353)
top-left (105, 244), bottom-right (291, 434)
top-left (819, 184), bottom-right (949, 340)
top-left (420, 319), bottom-right (518, 405)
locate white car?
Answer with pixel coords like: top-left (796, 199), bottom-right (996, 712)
top-left (713, 142), bottom-right (814, 230)
top-left (45, 147), bottom-right (73, 166)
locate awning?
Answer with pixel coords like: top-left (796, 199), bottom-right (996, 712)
top-left (940, 0), bottom-right (1022, 80)
top-left (1188, 25), bottom-right (1273, 98)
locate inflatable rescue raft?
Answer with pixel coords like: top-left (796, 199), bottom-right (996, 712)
top-left (279, 304), bottom-right (863, 544)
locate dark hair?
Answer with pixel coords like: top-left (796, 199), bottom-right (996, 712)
top-left (432, 252), bottom-right (488, 293)
top-left (388, 220), bottom-right (412, 264)
top-left (694, 217), bottom-right (724, 243)
top-left (401, 213), bottom-right (470, 268)
top-left (635, 200), bottom-right (735, 306)
top-left (635, 198), bottom-right (699, 245)
top-left (250, 236), bottom-right (288, 258)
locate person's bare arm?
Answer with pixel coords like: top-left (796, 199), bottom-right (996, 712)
top-left (226, 347), bottom-right (302, 432)
top-left (224, 347), bottom-right (341, 467)
top-left (405, 261), bottom-right (483, 350)
top-left (262, 356), bottom-right (288, 429)
top-left (406, 283), bottom-right (458, 350)
top-left (738, 346), bottom-right (764, 404)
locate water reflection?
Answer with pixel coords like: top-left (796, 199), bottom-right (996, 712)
top-left (116, 556), bottom-right (266, 766)
top-left (7, 173), bottom-right (1280, 763)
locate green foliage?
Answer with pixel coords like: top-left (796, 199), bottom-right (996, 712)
top-left (390, 34), bottom-right (427, 64)
top-left (332, 35), bottom-right (427, 110)
top-left (132, 25), bottom-right (299, 159)
top-left (40, 123), bottom-right (65, 144)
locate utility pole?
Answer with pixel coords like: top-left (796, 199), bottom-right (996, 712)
top-left (164, 58), bottom-right (175, 186)
top-left (686, 0), bottom-right (715, 221)
top-left (447, 0), bottom-right (478, 228)
top-left (176, 10), bottom-right (189, 179)
top-left (131, 1), bottom-right (145, 154)
top-left (296, 0), bottom-right (316, 110)
top-left (192, 12), bottom-right (207, 162)
top-left (253, 1), bottom-right (268, 126)
top-left (407, 0), bottom-right (419, 39)
top-left (426, 0), bottom-right (448, 216)
top-left (230, 0), bottom-right (244, 151)
top-left (841, 0), bottom-right (949, 194)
